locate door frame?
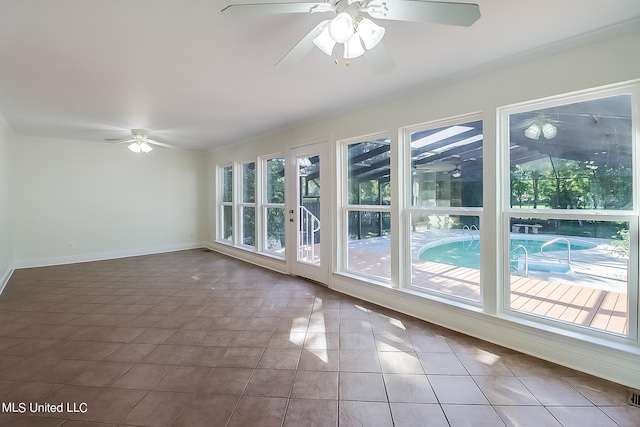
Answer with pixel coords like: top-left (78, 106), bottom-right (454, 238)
top-left (286, 139), bottom-right (331, 285)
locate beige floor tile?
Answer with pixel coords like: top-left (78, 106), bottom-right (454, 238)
top-left (339, 350), bottom-right (381, 373)
top-left (599, 405), bottom-right (640, 427)
top-left (547, 406), bottom-right (620, 427)
top-left (389, 403), bottom-right (449, 427)
top-left (339, 401), bottom-right (393, 427)
top-left (383, 373), bottom-right (437, 403)
top-left (121, 390), bottom-right (191, 427)
top-left (518, 376), bottom-right (593, 406)
top-left (292, 370), bottom-right (338, 400)
top-left (442, 404), bottom-right (505, 427)
top-left (284, 399), bottom-right (338, 427)
top-left (494, 405), bottom-right (562, 427)
top-left (244, 369), bottom-right (296, 397)
top-left (172, 394), bottom-right (239, 427)
top-left (227, 396), bottom-right (288, 427)
top-left (110, 364), bottom-right (172, 390)
top-left (340, 372), bottom-right (387, 401)
top-left (428, 375), bottom-right (489, 405)
top-left (473, 376), bottom-right (539, 405)
top-left (198, 367), bottom-right (254, 395)
top-left (68, 362), bottom-right (133, 387)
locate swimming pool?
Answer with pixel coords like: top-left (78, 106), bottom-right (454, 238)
top-left (418, 236), bottom-right (597, 271)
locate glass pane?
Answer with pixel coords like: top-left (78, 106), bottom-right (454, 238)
top-left (411, 120), bottom-right (483, 208)
top-left (509, 94), bottom-right (632, 210)
top-left (222, 166), bottom-right (233, 203)
top-left (347, 210), bottom-right (391, 279)
top-left (242, 162), bottom-right (255, 204)
top-left (411, 213), bottom-right (481, 301)
top-left (222, 205), bottom-right (232, 241)
top-left (242, 206), bottom-right (255, 246)
top-left (265, 207), bottom-right (286, 255)
top-left (348, 138), bottom-right (391, 205)
top-left (509, 217), bottom-right (629, 335)
top-left (266, 158), bottom-right (285, 204)
top-left (298, 156), bottom-right (321, 265)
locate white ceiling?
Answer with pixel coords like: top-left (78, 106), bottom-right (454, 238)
top-left (1, 0), bottom-right (639, 150)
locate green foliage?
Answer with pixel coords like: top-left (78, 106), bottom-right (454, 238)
top-left (266, 158), bottom-right (286, 245)
top-left (510, 158), bottom-right (632, 210)
top-left (610, 228), bottom-right (629, 258)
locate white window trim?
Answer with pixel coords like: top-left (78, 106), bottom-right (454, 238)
top-left (261, 154), bottom-right (286, 259)
top-left (401, 112), bottom-right (484, 303)
top-left (338, 132), bottom-right (392, 283)
top-left (497, 81), bottom-right (639, 342)
top-left (217, 164), bottom-right (234, 245)
top-left (238, 161), bottom-right (257, 250)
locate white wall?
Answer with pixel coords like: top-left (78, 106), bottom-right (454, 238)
top-left (0, 116), bottom-right (12, 289)
top-left (11, 136), bottom-right (207, 267)
top-left (207, 28), bottom-right (640, 388)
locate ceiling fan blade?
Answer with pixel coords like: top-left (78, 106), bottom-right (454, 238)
top-left (364, 42), bottom-right (394, 74)
top-left (366, 0), bottom-right (480, 26)
top-left (221, 2), bottom-right (332, 15)
top-left (112, 139), bottom-right (136, 145)
top-left (275, 20), bottom-right (330, 68)
top-left (147, 139), bottom-right (176, 149)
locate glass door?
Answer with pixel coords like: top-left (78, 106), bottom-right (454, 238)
top-left (288, 142), bottom-right (329, 284)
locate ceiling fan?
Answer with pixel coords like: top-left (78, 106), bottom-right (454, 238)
top-left (221, 0), bottom-right (481, 72)
top-left (104, 129), bottom-right (175, 153)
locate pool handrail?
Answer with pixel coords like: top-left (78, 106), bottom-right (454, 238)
top-left (540, 237), bottom-right (571, 264)
top-left (511, 244), bottom-right (529, 277)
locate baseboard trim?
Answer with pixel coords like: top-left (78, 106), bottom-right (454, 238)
top-left (0, 266), bottom-right (14, 295)
top-left (13, 243), bottom-right (204, 269)
top-left (206, 242), bottom-right (288, 275)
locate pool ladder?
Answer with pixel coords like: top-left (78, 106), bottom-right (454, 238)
top-left (462, 225), bottom-right (480, 249)
top-left (511, 244), bottom-right (529, 277)
top-left (511, 238), bottom-right (572, 277)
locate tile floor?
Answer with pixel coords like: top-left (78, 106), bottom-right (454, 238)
top-left (0, 249), bottom-right (637, 427)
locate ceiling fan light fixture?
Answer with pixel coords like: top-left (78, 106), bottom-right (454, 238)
top-left (328, 12), bottom-right (354, 43)
top-left (343, 33), bottom-right (365, 59)
top-left (313, 26), bottom-right (336, 55)
top-left (128, 142), bottom-right (141, 153)
top-left (139, 142), bottom-right (153, 153)
top-left (542, 122), bottom-right (557, 139)
top-left (356, 17), bottom-right (385, 50)
top-left (451, 167), bottom-right (462, 178)
top-left (524, 124), bottom-right (541, 140)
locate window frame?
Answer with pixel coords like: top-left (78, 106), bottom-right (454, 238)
top-left (239, 161), bottom-right (257, 249)
top-left (261, 154), bottom-right (286, 259)
top-left (217, 164), bottom-right (234, 244)
top-left (401, 113), bottom-right (484, 304)
top-left (338, 132), bottom-right (393, 283)
top-left (498, 82), bottom-right (639, 341)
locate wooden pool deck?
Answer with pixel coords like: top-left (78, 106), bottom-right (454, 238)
top-left (348, 250), bottom-right (628, 336)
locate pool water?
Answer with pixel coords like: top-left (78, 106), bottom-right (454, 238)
top-left (419, 237), bottom-right (596, 270)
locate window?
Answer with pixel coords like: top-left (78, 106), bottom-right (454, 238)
top-left (264, 157), bottom-right (285, 256)
top-left (241, 162), bottom-right (256, 247)
top-left (502, 86), bottom-right (637, 337)
top-left (341, 136), bottom-right (391, 280)
top-left (219, 165), bottom-right (233, 242)
top-left (404, 116), bottom-right (483, 301)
